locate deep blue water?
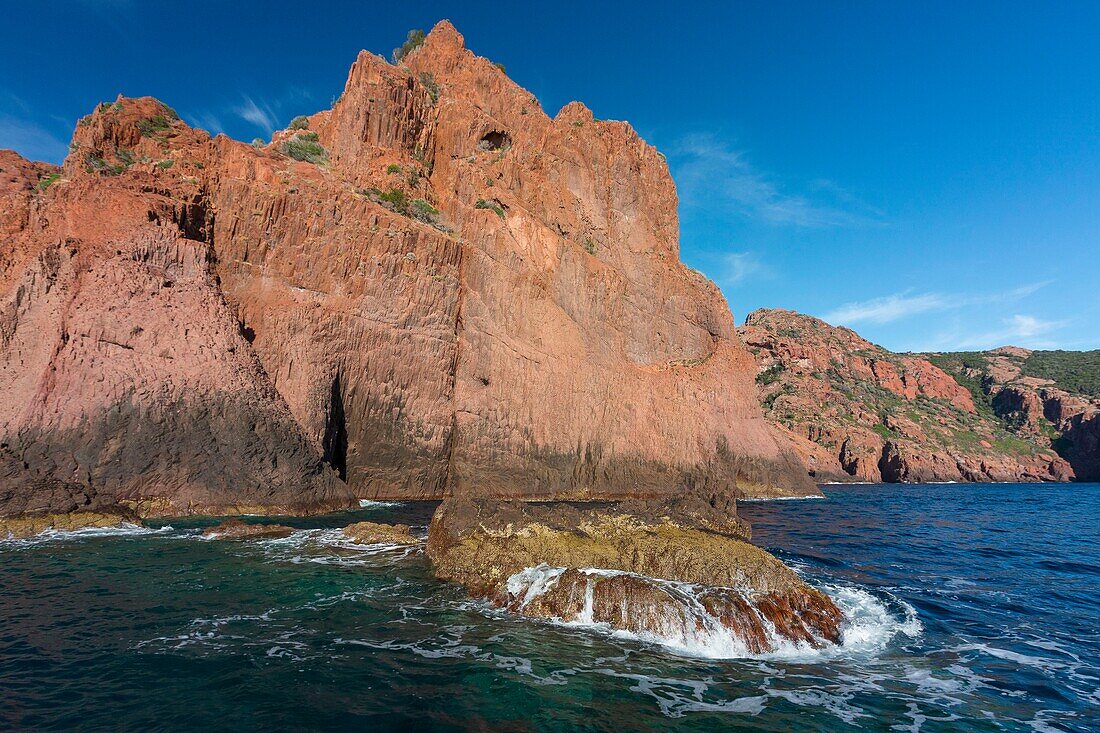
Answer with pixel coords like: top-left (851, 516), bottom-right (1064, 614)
top-left (1, 484), bottom-right (1097, 732)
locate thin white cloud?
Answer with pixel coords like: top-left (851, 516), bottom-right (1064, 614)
top-left (188, 111), bottom-right (225, 136)
top-left (937, 314), bottom-right (1066, 351)
top-left (825, 292), bottom-right (951, 325)
top-left (670, 133), bottom-right (885, 228)
top-left (824, 280), bottom-right (1053, 326)
top-left (0, 93), bottom-right (70, 164)
top-left (234, 97), bottom-right (277, 133)
top-left (723, 251), bottom-right (767, 285)
top-left (0, 114), bottom-right (68, 164)
top-left (229, 89), bottom-right (317, 137)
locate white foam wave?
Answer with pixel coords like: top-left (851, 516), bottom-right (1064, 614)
top-left (502, 565), bottom-right (920, 662)
top-left (358, 499), bottom-right (405, 509)
top-left (1, 522), bottom-right (174, 548)
top-left (738, 494), bottom-right (825, 502)
top-left (951, 642), bottom-right (1066, 673)
top-left (136, 590), bottom-right (374, 657)
top-left (256, 527), bottom-right (422, 566)
top-left (600, 671), bottom-right (768, 718)
top-left (336, 635), bottom-right (575, 686)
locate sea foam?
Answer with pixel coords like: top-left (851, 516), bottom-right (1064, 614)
top-left (503, 565), bottom-right (920, 662)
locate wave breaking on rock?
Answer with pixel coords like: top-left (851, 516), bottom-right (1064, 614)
top-left (426, 493), bottom-right (847, 656)
top-left (503, 565), bottom-right (920, 660)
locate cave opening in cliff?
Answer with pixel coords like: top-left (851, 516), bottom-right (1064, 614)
top-left (323, 373), bottom-right (349, 482)
top-left (477, 130), bottom-right (510, 151)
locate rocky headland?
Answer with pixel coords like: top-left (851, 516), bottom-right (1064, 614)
top-left (0, 22), bottom-right (837, 646)
top-left (1, 21), bottom-right (812, 526)
top-left (925, 347), bottom-right (1100, 481)
top-left (9, 20), bottom-right (1090, 653)
top-left (740, 308), bottom-right (1094, 483)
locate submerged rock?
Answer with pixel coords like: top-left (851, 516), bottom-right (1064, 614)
top-left (201, 519), bottom-right (294, 540)
top-left (342, 521), bottom-right (419, 545)
top-left (0, 511), bottom-right (140, 540)
top-left (426, 496), bottom-right (842, 654)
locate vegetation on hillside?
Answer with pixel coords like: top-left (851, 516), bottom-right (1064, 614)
top-left (928, 349), bottom-right (1100, 399)
top-left (924, 353), bottom-right (998, 419)
top-left (1023, 350), bottom-right (1100, 397)
top-left (282, 132), bottom-right (328, 164)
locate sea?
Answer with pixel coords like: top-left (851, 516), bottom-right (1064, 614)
top-left (1, 483), bottom-right (1097, 732)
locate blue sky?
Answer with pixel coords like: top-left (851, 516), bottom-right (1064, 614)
top-left (4, 1), bottom-right (1098, 352)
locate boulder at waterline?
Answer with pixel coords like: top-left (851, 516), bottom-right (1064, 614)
top-left (342, 521), bottom-right (419, 545)
top-left (0, 511), bottom-right (141, 540)
top-left (426, 496), bottom-right (842, 654)
top-left (202, 519), bottom-right (295, 540)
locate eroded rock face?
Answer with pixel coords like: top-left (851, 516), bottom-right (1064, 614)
top-left (0, 125), bottom-right (353, 517)
top-left (1, 20), bottom-right (813, 517)
top-left (426, 496), bottom-right (842, 653)
top-left (201, 519), bottom-right (295, 540)
top-left (739, 309), bottom-right (1072, 483)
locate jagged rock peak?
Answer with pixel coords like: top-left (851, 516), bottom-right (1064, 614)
top-left (424, 19), bottom-right (466, 51)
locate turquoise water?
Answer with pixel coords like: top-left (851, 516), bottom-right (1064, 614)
top-left (1, 485), bottom-right (1098, 732)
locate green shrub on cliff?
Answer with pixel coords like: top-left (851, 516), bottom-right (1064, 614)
top-left (762, 384), bottom-right (794, 411)
top-left (756, 364), bottom-right (785, 386)
top-left (282, 134), bottom-right (328, 164)
top-left (377, 187), bottom-right (408, 211)
top-left (419, 72), bottom-right (440, 103)
top-left (35, 173), bottom-right (61, 191)
top-left (361, 187), bottom-right (448, 231)
top-left (392, 29), bottom-right (426, 63)
top-left (137, 115), bottom-right (171, 137)
top-left (475, 198), bottom-right (505, 218)
top-left (289, 115), bottom-right (309, 130)
top-left (410, 198), bottom-right (440, 224)
top-left (84, 153), bottom-right (124, 176)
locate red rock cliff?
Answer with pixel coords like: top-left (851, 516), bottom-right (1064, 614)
top-left (0, 21), bottom-right (814, 516)
top-left (739, 309), bottom-right (1072, 483)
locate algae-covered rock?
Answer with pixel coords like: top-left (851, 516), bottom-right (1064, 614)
top-left (342, 521), bottom-right (419, 546)
top-left (201, 519), bottom-right (294, 540)
top-left (426, 496), bottom-right (842, 654)
top-left (0, 511), bottom-right (140, 540)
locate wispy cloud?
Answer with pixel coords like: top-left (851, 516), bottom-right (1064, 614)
top-left (824, 281), bottom-right (1052, 326)
top-left (0, 92), bottom-right (70, 163)
top-left (234, 96), bottom-right (277, 134)
top-left (187, 111), bottom-right (225, 136)
top-left (669, 133), bottom-right (885, 228)
top-left (722, 251), bottom-right (768, 285)
top-left (226, 88), bottom-right (317, 137)
top-left (826, 292), bottom-right (951, 325)
top-left (0, 114), bottom-right (68, 164)
top-left (930, 314), bottom-right (1067, 351)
